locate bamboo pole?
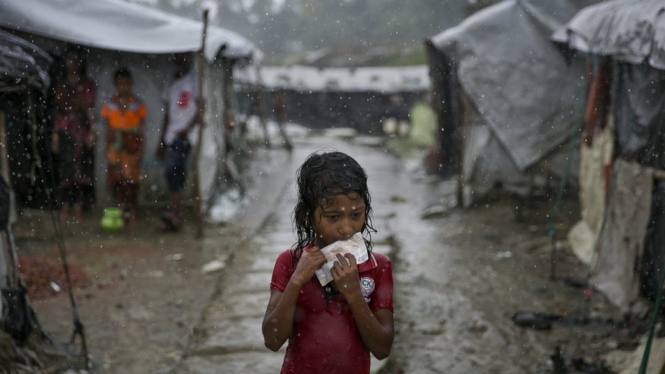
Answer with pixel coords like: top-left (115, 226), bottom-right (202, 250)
top-left (192, 9), bottom-right (209, 239)
top-left (0, 111), bottom-right (9, 185)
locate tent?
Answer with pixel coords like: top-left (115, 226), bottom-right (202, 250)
top-left (425, 0), bottom-right (600, 206)
top-left (0, 0), bottom-right (259, 214)
top-left (235, 65), bottom-right (430, 134)
top-left (554, 0), bottom-right (665, 313)
top-left (0, 29), bottom-right (77, 372)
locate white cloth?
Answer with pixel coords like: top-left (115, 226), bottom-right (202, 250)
top-left (163, 70), bottom-right (199, 146)
top-left (590, 159), bottom-right (653, 313)
top-left (568, 123), bottom-right (615, 265)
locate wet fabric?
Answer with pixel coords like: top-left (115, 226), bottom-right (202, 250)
top-left (429, 0), bottom-right (596, 171)
top-left (0, 29), bottom-right (52, 89)
top-left (164, 138), bottom-right (191, 192)
top-left (568, 122), bottom-right (614, 265)
top-left (582, 57), bottom-right (611, 145)
top-left (270, 249), bottom-right (393, 374)
top-left (613, 62), bottom-right (665, 168)
top-left (54, 79), bottom-right (95, 191)
top-left (162, 71), bottom-right (199, 147)
top-left (590, 159), bottom-right (653, 312)
top-left (101, 95), bottom-right (146, 131)
top-left (642, 181), bottom-right (665, 300)
top-left (0, 0), bottom-right (257, 61)
top-left (552, 0), bottom-right (665, 70)
top-left (101, 95), bottom-right (145, 186)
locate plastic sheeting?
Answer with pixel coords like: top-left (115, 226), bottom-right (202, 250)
top-left (428, 0), bottom-right (598, 171)
top-left (0, 30), bottom-right (52, 90)
top-left (568, 123), bottom-right (614, 265)
top-left (552, 0), bottom-right (665, 71)
top-left (614, 62), bottom-right (665, 168)
top-left (591, 159), bottom-right (653, 313)
top-left (238, 65), bottom-right (429, 93)
top-left (0, 0), bottom-right (258, 61)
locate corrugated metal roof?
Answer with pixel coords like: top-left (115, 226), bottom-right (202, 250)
top-left (552, 0), bottom-right (665, 70)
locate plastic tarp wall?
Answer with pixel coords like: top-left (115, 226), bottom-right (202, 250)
top-left (7, 33), bottom-right (229, 210)
top-left (87, 50), bottom-right (228, 210)
top-left (591, 159), bottom-right (653, 313)
top-left (554, 0), bottom-right (665, 309)
top-left (0, 0), bottom-right (260, 213)
top-left (428, 0), bottom-right (599, 200)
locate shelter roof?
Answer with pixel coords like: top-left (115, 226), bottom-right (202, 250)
top-left (552, 0), bottom-right (665, 70)
top-left (0, 0), bottom-right (259, 62)
top-left (239, 65), bottom-right (430, 93)
top-left (427, 0), bottom-right (599, 171)
top-left (0, 29), bottom-right (52, 91)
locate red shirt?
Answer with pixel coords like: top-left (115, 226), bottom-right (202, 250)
top-left (270, 249), bottom-right (394, 374)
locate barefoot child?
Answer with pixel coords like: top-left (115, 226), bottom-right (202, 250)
top-left (101, 68), bottom-right (146, 225)
top-left (263, 151), bottom-right (394, 373)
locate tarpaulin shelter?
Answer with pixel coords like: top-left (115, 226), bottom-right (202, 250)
top-left (425, 0), bottom-right (600, 205)
top-left (235, 65), bottom-right (430, 134)
top-left (0, 0), bottom-right (260, 215)
top-left (554, 0), bottom-right (665, 313)
top-left (0, 29), bottom-right (77, 372)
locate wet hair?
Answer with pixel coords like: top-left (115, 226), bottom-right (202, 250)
top-left (291, 150), bottom-right (376, 260)
top-left (113, 67), bottom-right (132, 82)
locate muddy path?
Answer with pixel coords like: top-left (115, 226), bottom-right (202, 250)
top-left (11, 130), bottom-right (626, 374)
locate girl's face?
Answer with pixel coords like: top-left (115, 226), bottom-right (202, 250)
top-left (312, 192), bottom-right (366, 248)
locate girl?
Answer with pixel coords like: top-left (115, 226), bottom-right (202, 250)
top-left (263, 151), bottom-right (394, 374)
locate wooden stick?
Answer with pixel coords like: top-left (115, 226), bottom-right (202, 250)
top-left (654, 169), bottom-right (665, 180)
top-left (0, 111), bottom-right (10, 185)
top-left (192, 9), bottom-right (209, 239)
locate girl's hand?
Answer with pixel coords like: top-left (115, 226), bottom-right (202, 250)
top-left (291, 246), bottom-right (326, 288)
top-left (331, 253), bottom-right (360, 299)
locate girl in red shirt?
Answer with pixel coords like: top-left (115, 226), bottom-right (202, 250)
top-left (263, 151), bottom-right (394, 374)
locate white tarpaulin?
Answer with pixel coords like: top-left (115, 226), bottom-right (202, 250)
top-left (0, 0), bottom-right (259, 214)
top-left (552, 0), bottom-right (665, 71)
top-left (239, 65), bottom-right (430, 93)
top-left (429, 0), bottom-right (598, 171)
top-left (567, 123), bottom-right (614, 265)
top-left (591, 159), bottom-right (653, 312)
top-left (0, 0), bottom-right (257, 61)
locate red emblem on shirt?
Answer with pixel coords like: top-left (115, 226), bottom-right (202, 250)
top-left (177, 91), bottom-right (190, 108)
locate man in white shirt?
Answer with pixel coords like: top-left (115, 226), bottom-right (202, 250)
top-left (156, 52), bottom-right (199, 232)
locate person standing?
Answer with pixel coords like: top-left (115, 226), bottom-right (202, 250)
top-left (51, 48), bottom-right (96, 221)
top-left (156, 53), bottom-right (200, 232)
top-left (101, 68), bottom-right (146, 226)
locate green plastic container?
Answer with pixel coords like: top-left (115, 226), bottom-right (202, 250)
top-left (101, 208), bottom-right (124, 232)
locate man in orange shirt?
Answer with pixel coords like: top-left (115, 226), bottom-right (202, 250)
top-left (101, 68), bottom-right (146, 226)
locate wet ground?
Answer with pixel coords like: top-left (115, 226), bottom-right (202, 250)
top-left (13, 128), bottom-right (629, 373)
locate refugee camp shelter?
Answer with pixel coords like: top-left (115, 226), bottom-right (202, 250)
top-left (0, 0), bottom-right (259, 215)
top-left (553, 0), bottom-right (665, 313)
top-left (235, 65), bottom-right (430, 134)
top-left (0, 29), bottom-right (77, 371)
top-left (425, 0), bottom-right (599, 205)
